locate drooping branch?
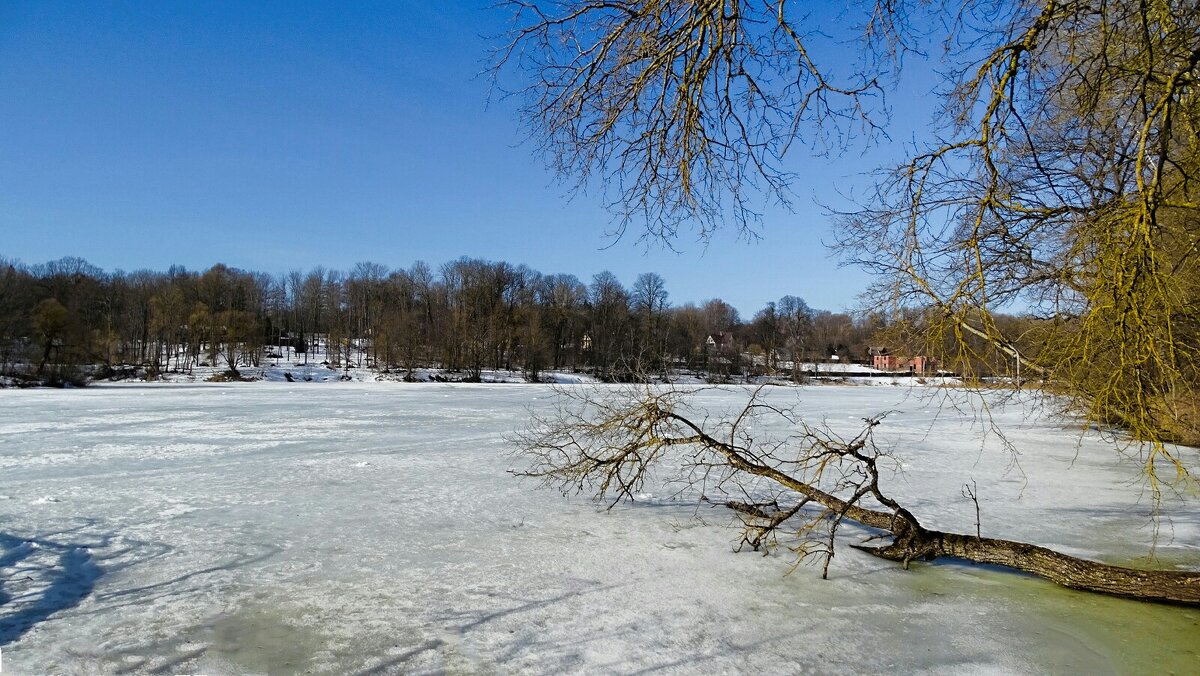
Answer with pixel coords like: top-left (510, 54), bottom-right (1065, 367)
top-left (513, 385), bottom-right (1200, 605)
top-left (834, 0), bottom-right (1200, 469)
top-left (493, 0), bottom-right (894, 242)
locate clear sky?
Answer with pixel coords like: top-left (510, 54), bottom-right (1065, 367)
top-left (0, 1), bottom-right (937, 317)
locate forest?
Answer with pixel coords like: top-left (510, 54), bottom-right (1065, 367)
top-left (0, 255), bottom-right (903, 385)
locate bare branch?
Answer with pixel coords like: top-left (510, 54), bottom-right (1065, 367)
top-left (493, 0), bottom-right (897, 242)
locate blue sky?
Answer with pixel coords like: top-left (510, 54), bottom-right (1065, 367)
top-left (0, 1), bottom-right (937, 317)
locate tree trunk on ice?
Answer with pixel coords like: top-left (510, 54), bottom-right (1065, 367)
top-left (859, 529), bottom-right (1200, 604)
top-left (513, 385), bottom-right (1200, 606)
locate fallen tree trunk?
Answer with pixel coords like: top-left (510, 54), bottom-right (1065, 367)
top-left (853, 523), bottom-right (1200, 605)
top-left (513, 385), bottom-right (1200, 606)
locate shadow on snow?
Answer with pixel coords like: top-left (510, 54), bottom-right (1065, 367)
top-left (0, 526), bottom-right (105, 646)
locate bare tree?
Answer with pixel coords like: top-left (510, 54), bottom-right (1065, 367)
top-left (539, 273), bottom-right (589, 370)
top-left (776, 295), bottom-right (812, 379)
top-left (631, 271), bottom-right (671, 370)
top-left (588, 271), bottom-right (632, 379)
top-left (514, 384), bottom-right (1200, 604)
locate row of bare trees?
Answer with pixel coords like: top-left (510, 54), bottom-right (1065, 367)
top-left (0, 255), bottom-right (904, 384)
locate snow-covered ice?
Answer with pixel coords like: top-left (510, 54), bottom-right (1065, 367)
top-left (0, 383), bottom-right (1197, 674)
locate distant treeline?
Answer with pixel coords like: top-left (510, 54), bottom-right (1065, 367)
top-left (0, 256), bottom-right (886, 384)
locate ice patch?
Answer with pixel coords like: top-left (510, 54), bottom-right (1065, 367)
top-left (158, 504), bottom-right (197, 518)
top-left (0, 384), bottom-right (1194, 674)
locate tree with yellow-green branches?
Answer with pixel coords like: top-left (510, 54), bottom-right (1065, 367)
top-left (497, 0), bottom-right (1200, 603)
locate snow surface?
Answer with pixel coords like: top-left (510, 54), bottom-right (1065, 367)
top-left (1, 383), bottom-right (1197, 674)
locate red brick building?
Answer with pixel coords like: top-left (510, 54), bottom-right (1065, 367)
top-left (870, 347), bottom-right (935, 373)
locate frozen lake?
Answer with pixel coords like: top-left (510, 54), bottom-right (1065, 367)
top-left (1, 383), bottom-right (1197, 674)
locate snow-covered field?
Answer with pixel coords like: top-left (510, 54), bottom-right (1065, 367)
top-left (1, 383), bottom-right (1197, 674)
